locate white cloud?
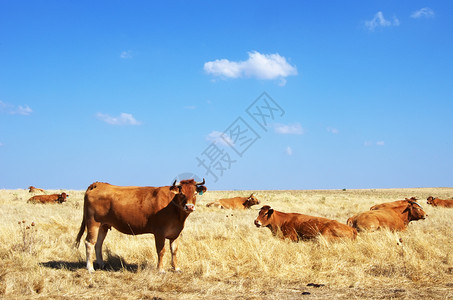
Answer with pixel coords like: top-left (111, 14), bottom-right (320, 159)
top-left (365, 11), bottom-right (400, 31)
top-left (204, 51), bottom-right (297, 84)
top-left (120, 51), bottom-right (132, 59)
top-left (364, 141), bottom-right (385, 147)
top-left (411, 7), bottom-right (435, 19)
top-left (96, 112), bottom-right (141, 125)
top-left (0, 101), bottom-right (32, 115)
top-left (16, 105), bottom-right (33, 115)
top-left (206, 130), bottom-right (234, 147)
top-left (327, 127), bottom-right (339, 134)
top-left (274, 123), bottom-right (305, 135)
top-left (286, 146), bottom-right (293, 156)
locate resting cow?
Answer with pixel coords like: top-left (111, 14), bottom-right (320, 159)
top-left (426, 196), bottom-right (453, 208)
top-left (347, 201), bottom-right (426, 232)
top-left (28, 186), bottom-right (46, 193)
top-left (206, 193), bottom-right (260, 209)
top-left (27, 193), bottom-right (68, 204)
top-left (75, 179), bottom-right (207, 273)
top-left (370, 197), bottom-right (418, 210)
top-left (254, 205), bottom-right (357, 242)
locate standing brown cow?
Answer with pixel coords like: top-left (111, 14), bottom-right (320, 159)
top-left (426, 196), bottom-right (453, 208)
top-left (75, 179), bottom-right (207, 273)
top-left (347, 201), bottom-right (426, 232)
top-left (206, 193), bottom-right (260, 209)
top-left (254, 205), bottom-right (357, 242)
top-left (27, 193), bottom-right (68, 204)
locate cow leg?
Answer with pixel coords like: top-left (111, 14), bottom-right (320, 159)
top-left (169, 238), bottom-right (180, 272)
top-left (154, 234), bottom-right (166, 273)
top-left (85, 220), bottom-right (101, 272)
top-left (94, 224), bottom-right (109, 270)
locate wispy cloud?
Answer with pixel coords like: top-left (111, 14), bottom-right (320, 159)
top-left (411, 7), bottom-right (435, 19)
top-left (96, 112), bottom-right (141, 125)
top-left (273, 123), bottom-right (305, 135)
top-left (327, 127), bottom-right (339, 134)
top-left (286, 146), bottom-right (293, 156)
top-left (365, 11), bottom-right (400, 31)
top-left (204, 51), bottom-right (297, 85)
top-left (206, 130), bottom-right (234, 147)
top-left (120, 51), bottom-right (133, 59)
top-left (364, 141), bottom-right (385, 147)
top-left (0, 101), bottom-right (33, 115)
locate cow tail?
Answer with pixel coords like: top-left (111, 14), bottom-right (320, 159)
top-left (74, 217), bottom-right (86, 248)
top-left (74, 193), bottom-right (89, 248)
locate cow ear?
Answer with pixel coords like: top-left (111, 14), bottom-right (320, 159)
top-left (267, 209), bottom-right (274, 217)
top-left (170, 185), bottom-right (179, 194)
top-left (197, 186), bottom-right (207, 194)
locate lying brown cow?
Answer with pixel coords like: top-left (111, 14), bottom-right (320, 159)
top-left (426, 196), bottom-right (453, 208)
top-left (75, 179), bottom-right (207, 273)
top-left (347, 201), bottom-right (426, 232)
top-left (27, 192), bottom-right (68, 204)
top-left (28, 186), bottom-right (46, 193)
top-left (370, 197), bottom-right (418, 210)
top-left (254, 205), bottom-right (357, 242)
top-left (206, 193), bottom-right (260, 209)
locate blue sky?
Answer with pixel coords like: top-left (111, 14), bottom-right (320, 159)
top-left (1, 1), bottom-right (452, 190)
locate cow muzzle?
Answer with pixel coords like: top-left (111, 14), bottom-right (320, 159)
top-left (254, 220), bottom-right (262, 227)
top-left (184, 204), bottom-right (195, 212)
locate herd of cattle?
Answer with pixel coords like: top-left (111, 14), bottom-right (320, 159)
top-left (26, 181), bottom-right (453, 273)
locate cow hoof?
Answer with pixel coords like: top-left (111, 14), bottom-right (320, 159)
top-left (171, 268), bottom-right (181, 273)
top-left (158, 269), bottom-right (166, 274)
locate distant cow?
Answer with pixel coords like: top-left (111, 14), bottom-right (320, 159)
top-left (28, 186), bottom-right (46, 193)
top-left (75, 179), bottom-right (207, 273)
top-left (370, 197), bottom-right (418, 210)
top-left (254, 205), bottom-right (357, 242)
top-left (206, 193), bottom-right (260, 209)
top-left (347, 201), bottom-right (426, 232)
top-left (27, 193), bottom-right (68, 204)
top-left (426, 196), bottom-right (453, 208)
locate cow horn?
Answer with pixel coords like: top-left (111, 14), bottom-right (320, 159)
top-left (411, 201), bottom-right (423, 209)
top-left (196, 178), bottom-right (205, 186)
top-left (172, 180), bottom-right (180, 187)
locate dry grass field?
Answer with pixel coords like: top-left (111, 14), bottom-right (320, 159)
top-left (1, 187), bottom-right (452, 299)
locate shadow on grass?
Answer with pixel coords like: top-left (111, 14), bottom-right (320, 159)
top-left (40, 253), bottom-right (141, 272)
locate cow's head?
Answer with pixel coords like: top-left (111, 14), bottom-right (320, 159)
top-left (57, 193), bottom-right (69, 203)
top-left (404, 201), bottom-right (426, 221)
top-left (170, 178), bottom-right (207, 213)
top-left (28, 186), bottom-right (34, 192)
top-left (426, 196), bottom-right (435, 205)
top-left (244, 193), bottom-right (260, 208)
top-left (254, 205), bottom-right (274, 227)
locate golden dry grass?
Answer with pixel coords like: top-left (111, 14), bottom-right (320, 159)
top-left (1, 187), bottom-right (452, 299)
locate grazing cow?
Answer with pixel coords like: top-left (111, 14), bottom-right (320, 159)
top-left (28, 186), bottom-right (46, 193)
top-left (254, 205), bottom-right (357, 242)
top-left (27, 193), bottom-right (68, 204)
top-left (347, 201), bottom-right (426, 232)
top-left (206, 193), bottom-right (260, 209)
top-left (370, 197), bottom-right (418, 210)
top-left (75, 179), bottom-right (207, 273)
top-left (426, 196), bottom-right (453, 208)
